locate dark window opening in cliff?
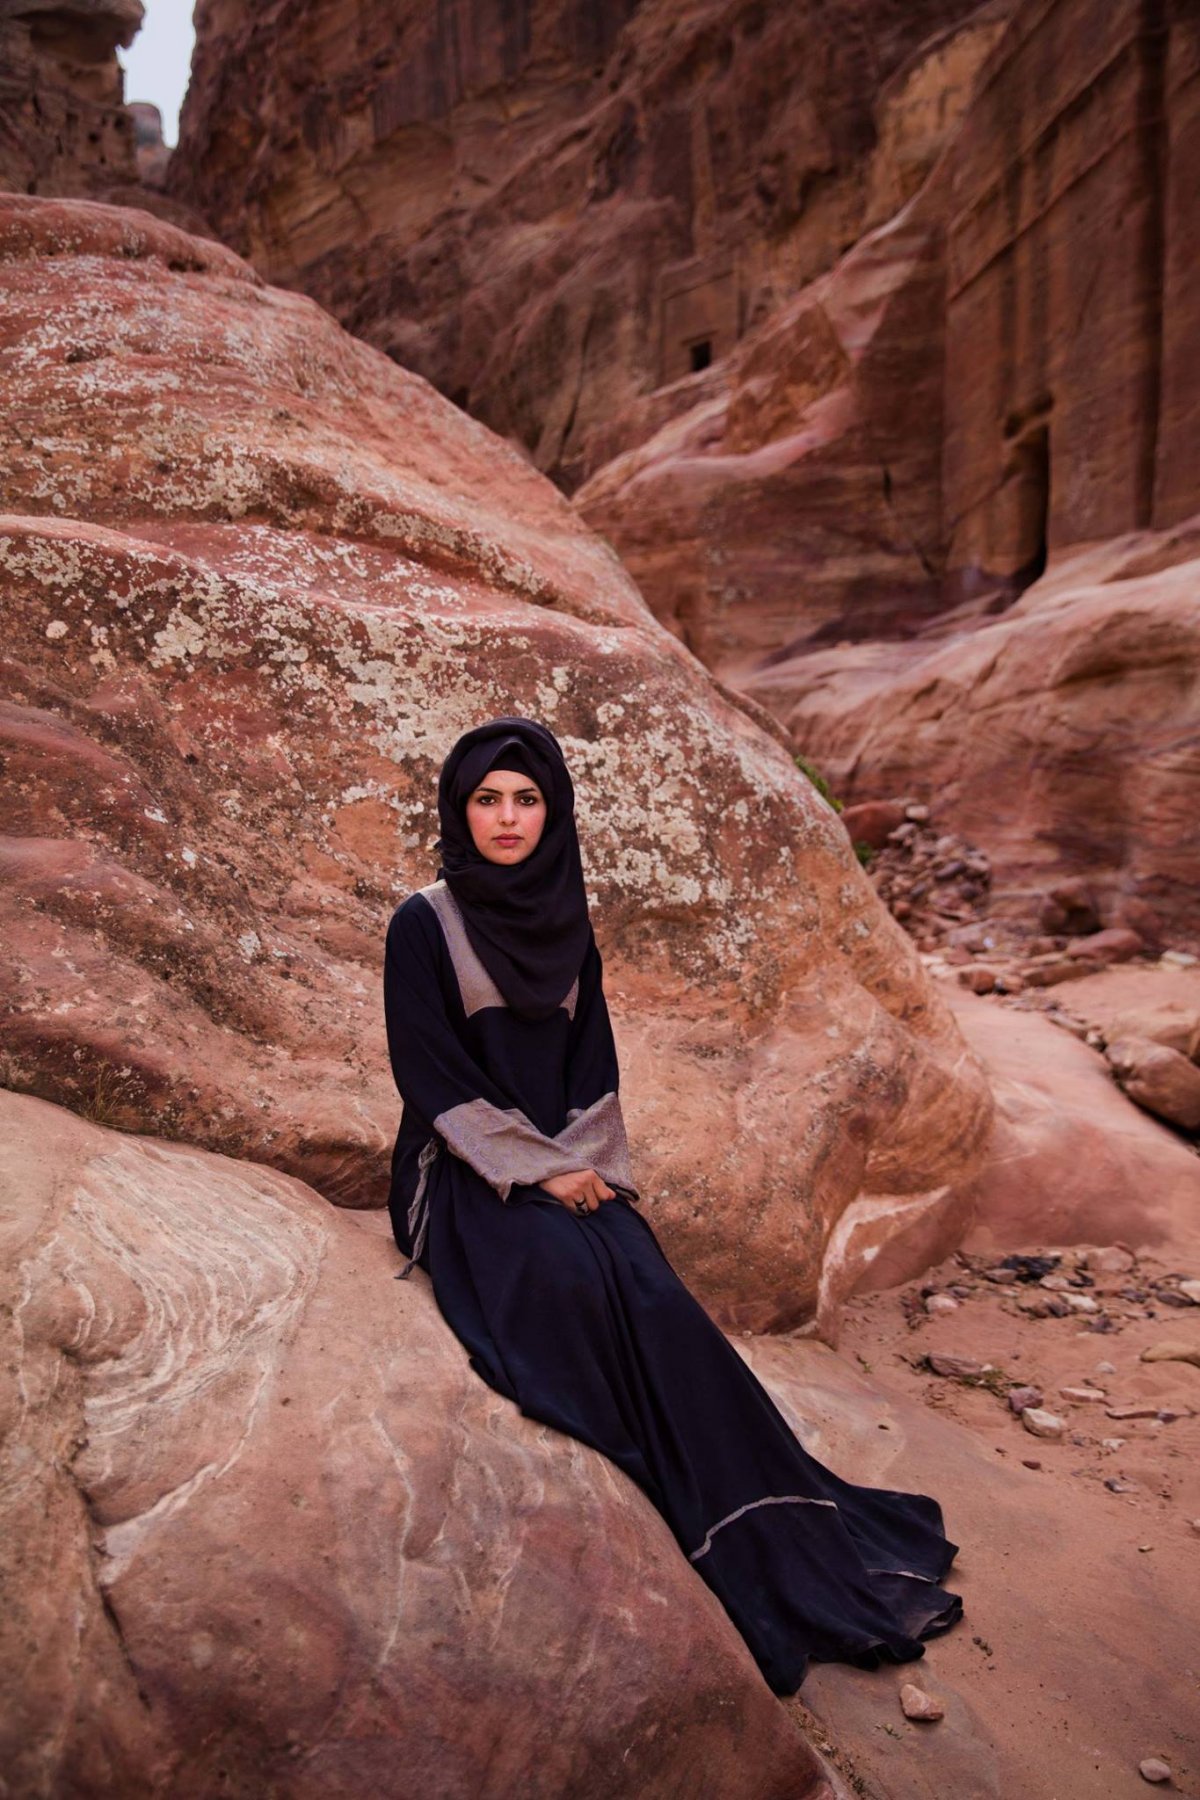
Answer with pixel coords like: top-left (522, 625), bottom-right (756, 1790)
top-left (1009, 424), bottom-right (1050, 593)
top-left (689, 339), bottom-right (713, 374)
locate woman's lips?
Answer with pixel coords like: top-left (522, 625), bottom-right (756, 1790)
top-left (495, 835), bottom-right (522, 844)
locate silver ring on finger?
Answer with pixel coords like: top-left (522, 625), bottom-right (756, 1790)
top-left (574, 1198), bottom-right (589, 1216)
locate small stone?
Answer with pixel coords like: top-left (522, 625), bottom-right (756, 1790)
top-left (925, 1294), bottom-right (959, 1316)
top-left (1085, 1245), bottom-right (1137, 1276)
top-left (1095, 1360), bottom-right (1117, 1374)
top-left (1021, 1407), bottom-right (1065, 1439)
top-left (899, 1682), bottom-right (944, 1721)
top-left (1140, 1341), bottom-right (1200, 1368)
top-left (1064, 1293), bottom-right (1101, 1314)
top-left (1060, 1386), bottom-right (1108, 1404)
top-left (1065, 927), bottom-right (1143, 965)
top-left (1105, 1405), bottom-right (1161, 1421)
top-left (1101, 1437), bottom-right (1127, 1451)
top-left (1104, 1478), bottom-right (1138, 1493)
top-left (1021, 1457), bottom-right (1042, 1470)
top-left (1189, 1519), bottom-right (1200, 1536)
top-left (1040, 1273), bottom-right (1071, 1291)
top-left (1007, 1385), bottom-right (1043, 1413)
top-left (1138, 1757), bottom-right (1171, 1783)
top-left (1177, 1281), bottom-right (1200, 1305)
top-left (926, 1352), bottom-right (984, 1379)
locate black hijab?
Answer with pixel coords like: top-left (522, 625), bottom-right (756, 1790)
top-left (434, 717), bottom-right (592, 1021)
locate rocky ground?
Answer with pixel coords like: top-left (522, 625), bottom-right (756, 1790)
top-left (779, 956), bottom-right (1200, 1800)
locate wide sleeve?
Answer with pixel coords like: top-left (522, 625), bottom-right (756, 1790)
top-left (555, 932), bottom-right (640, 1202)
top-left (384, 898), bottom-right (611, 1202)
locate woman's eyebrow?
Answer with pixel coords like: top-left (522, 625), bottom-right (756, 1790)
top-left (474, 783), bottom-right (541, 795)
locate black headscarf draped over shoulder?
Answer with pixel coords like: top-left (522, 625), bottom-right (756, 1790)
top-left (434, 717), bottom-right (592, 1022)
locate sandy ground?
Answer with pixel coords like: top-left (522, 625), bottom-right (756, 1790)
top-left (769, 963), bottom-right (1200, 1800)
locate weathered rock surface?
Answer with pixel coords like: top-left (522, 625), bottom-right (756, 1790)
top-left (743, 530), bottom-right (1200, 947)
top-left (940, 987), bottom-right (1200, 1267)
top-left (168, 0), bottom-right (995, 490)
top-left (0, 192), bottom-right (994, 1330)
top-left (0, 1088), bottom-right (830, 1799)
top-left (1106, 1037), bottom-right (1200, 1132)
top-left (0, 0), bottom-right (143, 197)
top-left (578, 0), bottom-right (1200, 942)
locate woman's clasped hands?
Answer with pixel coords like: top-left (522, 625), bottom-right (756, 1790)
top-left (539, 1168), bottom-right (615, 1214)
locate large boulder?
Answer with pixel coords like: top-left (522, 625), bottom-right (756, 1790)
top-left (0, 1089), bottom-right (831, 1798)
top-left (0, 192), bottom-right (993, 1331)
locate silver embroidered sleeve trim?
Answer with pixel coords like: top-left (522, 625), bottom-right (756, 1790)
top-left (433, 1098), bottom-right (596, 1201)
top-left (558, 1090), bottom-right (638, 1199)
top-left (434, 1089), bottom-right (638, 1204)
top-left (688, 1493), bottom-right (840, 1564)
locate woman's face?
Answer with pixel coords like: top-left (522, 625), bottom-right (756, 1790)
top-left (465, 767), bottom-right (547, 865)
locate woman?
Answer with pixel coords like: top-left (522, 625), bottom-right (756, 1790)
top-left (383, 715), bottom-right (963, 1696)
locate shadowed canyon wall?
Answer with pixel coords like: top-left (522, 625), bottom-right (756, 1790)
top-left (167, 0), bottom-right (997, 489)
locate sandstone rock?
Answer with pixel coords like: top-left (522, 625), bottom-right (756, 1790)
top-left (0, 192), bottom-right (996, 1335)
top-left (1139, 1343), bottom-right (1200, 1370)
top-left (899, 1682), bottom-right (944, 1722)
top-left (1021, 1408), bottom-right (1065, 1440)
top-left (1106, 1039), bottom-right (1200, 1132)
top-left (1179, 1282), bottom-right (1200, 1305)
top-left (0, 1089), bottom-right (822, 1798)
top-left (946, 990), bottom-right (1200, 1263)
top-left (0, 0), bottom-right (142, 197)
top-left (1052, 965), bottom-right (1200, 1065)
top-left (1008, 1386), bottom-right (1043, 1414)
top-left (840, 799), bottom-right (908, 849)
top-left (129, 99), bottom-right (170, 185)
top-left (169, 0), bottom-right (994, 492)
top-left (1085, 1246), bottom-right (1138, 1276)
top-left (1063, 1294), bottom-right (1101, 1315)
top-left (1139, 1758), bottom-right (1172, 1784)
top-left (1059, 1387), bottom-right (1108, 1405)
top-left (925, 1293), bottom-right (960, 1316)
top-left (926, 1353), bottom-right (985, 1379)
top-left (959, 965), bottom-right (997, 995)
top-left (1066, 929), bottom-right (1144, 966)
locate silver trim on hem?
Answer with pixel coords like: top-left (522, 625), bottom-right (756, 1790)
top-left (688, 1492), bottom-right (839, 1563)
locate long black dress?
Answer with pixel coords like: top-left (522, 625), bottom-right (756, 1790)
top-left (384, 880), bottom-right (963, 1695)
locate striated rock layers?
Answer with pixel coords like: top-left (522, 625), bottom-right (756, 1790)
top-left (743, 529), bottom-right (1200, 947)
top-left (0, 0), bottom-right (143, 196)
top-left (0, 192), bottom-right (994, 1333)
top-left (0, 1087), bottom-right (831, 1799)
top-left (167, 0), bottom-right (992, 490)
top-left (580, 0), bottom-right (1200, 943)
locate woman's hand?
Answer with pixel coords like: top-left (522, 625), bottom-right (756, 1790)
top-left (539, 1168), bottom-right (616, 1214)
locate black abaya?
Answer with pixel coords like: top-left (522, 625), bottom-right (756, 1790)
top-left (384, 880), bottom-right (963, 1695)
